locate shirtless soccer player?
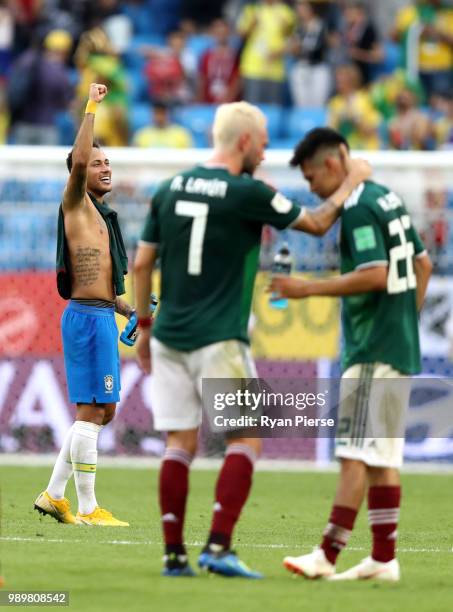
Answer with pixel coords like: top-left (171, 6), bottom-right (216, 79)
top-left (34, 84), bottom-right (135, 526)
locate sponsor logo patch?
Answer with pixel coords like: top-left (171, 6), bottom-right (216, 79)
top-left (353, 225), bottom-right (377, 251)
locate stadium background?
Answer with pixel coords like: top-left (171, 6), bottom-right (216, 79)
top-left (1, 0), bottom-right (453, 464)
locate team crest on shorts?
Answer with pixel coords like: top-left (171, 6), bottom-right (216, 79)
top-left (104, 375), bottom-right (114, 393)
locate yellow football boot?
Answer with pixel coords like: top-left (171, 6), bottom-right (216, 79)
top-left (75, 507), bottom-right (129, 526)
top-left (34, 491), bottom-right (76, 524)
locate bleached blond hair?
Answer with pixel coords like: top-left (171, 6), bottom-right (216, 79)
top-left (212, 101), bottom-right (267, 150)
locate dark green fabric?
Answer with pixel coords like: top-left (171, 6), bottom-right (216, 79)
top-left (140, 166), bottom-right (301, 351)
top-left (339, 181), bottom-right (423, 375)
top-left (56, 193), bottom-right (128, 299)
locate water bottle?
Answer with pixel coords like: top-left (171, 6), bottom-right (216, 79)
top-left (120, 293), bottom-right (158, 346)
top-left (269, 243), bottom-right (292, 310)
top-left (149, 293), bottom-right (158, 315)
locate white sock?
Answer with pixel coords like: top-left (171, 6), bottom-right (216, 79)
top-left (47, 424), bottom-right (74, 500)
top-left (71, 421), bottom-right (101, 515)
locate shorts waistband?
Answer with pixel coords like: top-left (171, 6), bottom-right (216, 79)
top-left (67, 300), bottom-right (115, 317)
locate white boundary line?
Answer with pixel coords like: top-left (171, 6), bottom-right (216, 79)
top-left (1, 536), bottom-right (451, 554)
top-left (1, 454), bottom-right (453, 473)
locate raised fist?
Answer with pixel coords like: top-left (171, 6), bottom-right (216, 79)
top-left (89, 83), bottom-right (108, 103)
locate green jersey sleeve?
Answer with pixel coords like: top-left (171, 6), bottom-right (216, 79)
top-left (342, 204), bottom-right (388, 270)
top-left (409, 223), bottom-right (427, 256)
top-left (237, 179), bottom-right (302, 230)
top-left (140, 198), bottom-right (159, 245)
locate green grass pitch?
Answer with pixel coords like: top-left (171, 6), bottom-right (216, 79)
top-left (1, 465), bottom-right (452, 612)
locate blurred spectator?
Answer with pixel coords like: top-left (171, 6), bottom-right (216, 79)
top-left (388, 85), bottom-right (433, 150)
top-left (147, 0), bottom-right (182, 36)
top-left (0, 79), bottom-right (8, 142)
top-left (433, 90), bottom-right (453, 148)
top-left (56, 0), bottom-right (114, 36)
top-left (9, 0), bottom-right (44, 55)
top-left (34, 0), bottom-right (79, 40)
top-left (57, 0), bottom-right (88, 31)
top-left (198, 19), bottom-right (240, 104)
top-left (132, 102), bottom-right (193, 148)
top-left (287, 0), bottom-right (331, 107)
top-left (9, 0), bottom-right (453, 152)
top-left (143, 30), bottom-right (192, 105)
top-left (180, 0), bottom-right (228, 30)
top-left (335, 0), bottom-right (383, 86)
top-left (10, 0), bottom-right (78, 55)
top-left (75, 26), bottom-right (129, 146)
top-left (74, 25), bottom-right (116, 66)
top-left (323, 0), bottom-right (344, 32)
top-left (78, 0), bottom-right (121, 30)
top-left (422, 188), bottom-right (448, 272)
top-left (237, 0), bottom-right (295, 105)
top-left (9, 28), bottom-right (73, 145)
top-left (392, 0), bottom-right (453, 99)
top-left (120, 0), bottom-right (153, 36)
top-left (78, 56), bottom-right (128, 145)
top-left (370, 69), bottom-right (425, 121)
top-left (0, 1), bottom-right (12, 76)
top-left (328, 63), bottom-right (381, 149)
top-left (103, 14), bottom-right (132, 54)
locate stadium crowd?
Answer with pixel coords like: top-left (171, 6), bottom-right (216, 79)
top-left (1, 0), bottom-right (453, 149)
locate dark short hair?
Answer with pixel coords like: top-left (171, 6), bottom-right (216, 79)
top-left (153, 101), bottom-right (169, 111)
top-left (290, 128), bottom-right (349, 167)
top-left (296, 1), bottom-right (319, 13)
top-left (66, 141), bottom-right (101, 173)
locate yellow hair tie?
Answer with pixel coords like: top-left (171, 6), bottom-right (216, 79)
top-left (85, 100), bottom-right (97, 115)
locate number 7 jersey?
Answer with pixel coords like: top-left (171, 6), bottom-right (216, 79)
top-left (139, 165), bottom-right (302, 351)
top-left (340, 180), bottom-right (426, 375)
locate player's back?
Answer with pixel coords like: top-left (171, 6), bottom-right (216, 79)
top-left (143, 165), bottom-right (299, 351)
top-left (340, 180), bottom-right (425, 374)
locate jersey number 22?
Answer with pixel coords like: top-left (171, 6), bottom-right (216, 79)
top-left (388, 215), bottom-right (416, 294)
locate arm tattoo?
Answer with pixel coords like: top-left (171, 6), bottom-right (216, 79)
top-left (73, 247), bottom-right (101, 286)
top-left (115, 297), bottom-right (134, 319)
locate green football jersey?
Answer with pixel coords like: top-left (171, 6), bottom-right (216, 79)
top-left (340, 180), bottom-right (426, 375)
top-left (140, 165), bottom-right (302, 351)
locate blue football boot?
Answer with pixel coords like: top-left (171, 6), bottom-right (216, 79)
top-left (198, 549), bottom-right (263, 579)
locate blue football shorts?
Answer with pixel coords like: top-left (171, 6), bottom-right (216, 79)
top-left (61, 301), bottom-right (121, 404)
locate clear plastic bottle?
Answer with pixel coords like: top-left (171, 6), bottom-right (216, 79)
top-left (269, 243), bottom-right (292, 310)
top-left (149, 293), bottom-right (158, 315)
